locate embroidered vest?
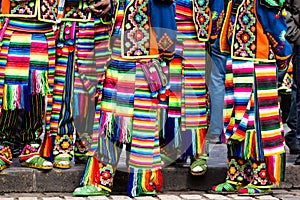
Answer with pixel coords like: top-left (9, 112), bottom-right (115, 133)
top-left (193, 0), bottom-right (212, 41)
top-left (117, 0), bottom-right (176, 59)
top-left (220, 0), bottom-right (275, 61)
top-left (0, 0), bottom-right (94, 23)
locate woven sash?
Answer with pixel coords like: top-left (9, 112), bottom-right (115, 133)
top-left (224, 60), bottom-right (285, 184)
top-left (129, 62), bottom-right (160, 169)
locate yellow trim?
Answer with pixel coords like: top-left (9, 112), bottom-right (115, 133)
top-left (230, 55), bottom-right (276, 62)
top-left (98, 184), bottom-right (112, 193)
top-left (275, 54), bottom-right (292, 61)
top-left (110, 0), bottom-right (120, 36)
top-left (192, 0), bottom-right (210, 42)
top-left (229, 0), bottom-right (275, 63)
top-left (219, 0), bottom-right (232, 53)
top-left (226, 180), bottom-right (243, 186)
top-left (0, 0), bottom-right (38, 18)
top-left (36, 0), bottom-right (92, 23)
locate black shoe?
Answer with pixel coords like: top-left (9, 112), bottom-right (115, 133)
top-left (285, 131), bottom-right (300, 154)
top-left (295, 155), bottom-right (300, 165)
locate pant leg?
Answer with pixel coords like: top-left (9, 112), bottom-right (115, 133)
top-left (294, 46), bottom-right (300, 139)
top-left (207, 38), bottom-right (229, 136)
top-left (285, 46), bottom-right (300, 152)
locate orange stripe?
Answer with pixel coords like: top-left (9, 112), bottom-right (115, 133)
top-left (2, 0), bottom-right (10, 14)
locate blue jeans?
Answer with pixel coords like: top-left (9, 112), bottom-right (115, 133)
top-left (285, 45), bottom-right (300, 153)
top-left (206, 39), bottom-right (229, 136)
top-left (287, 46), bottom-right (300, 138)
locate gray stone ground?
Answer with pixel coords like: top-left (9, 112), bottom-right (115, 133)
top-left (1, 190), bottom-right (300, 200)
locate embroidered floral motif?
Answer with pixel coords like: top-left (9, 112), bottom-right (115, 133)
top-left (0, 0), bottom-right (37, 17)
top-left (100, 163), bottom-right (114, 189)
top-left (233, 0), bottom-right (256, 59)
top-left (0, 145), bottom-right (12, 161)
top-left (193, 0), bottom-right (211, 41)
top-left (21, 144), bottom-right (39, 156)
top-left (123, 0), bottom-right (150, 57)
top-left (53, 134), bottom-right (74, 155)
top-left (75, 132), bottom-right (92, 154)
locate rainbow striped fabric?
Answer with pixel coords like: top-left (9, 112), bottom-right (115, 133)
top-left (224, 60), bottom-right (285, 185)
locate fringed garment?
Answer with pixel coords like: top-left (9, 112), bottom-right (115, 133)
top-left (72, 18), bottom-right (112, 159)
top-left (78, 0), bottom-right (177, 197)
top-left (223, 60), bottom-right (285, 185)
top-left (0, 18), bottom-right (54, 158)
top-left (220, 0), bottom-right (292, 185)
top-left (164, 0), bottom-right (208, 162)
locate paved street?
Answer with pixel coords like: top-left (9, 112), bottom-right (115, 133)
top-left (1, 190), bottom-right (300, 200)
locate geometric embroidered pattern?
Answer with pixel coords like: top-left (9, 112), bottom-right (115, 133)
top-left (193, 0), bottom-right (211, 41)
top-left (232, 0), bottom-right (256, 59)
top-left (0, 0), bottom-right (37, 17)
top-left (123, 0), bottom-right (151, 57)
top-left (0, 0), bottom-right (92, 22)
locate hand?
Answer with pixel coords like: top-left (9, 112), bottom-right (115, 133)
top-left (91, 0), bottom-right (111, 17)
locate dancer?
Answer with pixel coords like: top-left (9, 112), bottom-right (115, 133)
top-left (161, 0), bottom-right (224, 176)
top-left (73, 0), bottom-right (176, 197)
top-left (212, 0), bottom-right (292, 195)
top-left (0, 0), bottom-right (56, 170)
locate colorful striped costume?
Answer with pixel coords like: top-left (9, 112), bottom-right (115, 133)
top-left (36, 0), bottom-right (110, 168)
top-left (212, 0), bottom-right (292, 195)
top-left (0, 0), bottom-right (102, 169)
top-left (0, 1), bottom-right (56, 168)
top-left (75, 0), bottom-right (177, 197)
top-left (162, 0), bottom-right (224, 171)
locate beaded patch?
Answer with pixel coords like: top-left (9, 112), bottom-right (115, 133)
top-left (53, 134), bottom-right (74, 156)
top-left (122, 0), bottom-right (153, 58)
top-left (0, 0), bottom-right (38, 18)
top-left (39, 0), bottom-right (93, 22)
top-left (0, 0), bottom-right (93, 22)
top-left (193, 0), bottom-right (211, 41)
top-left (232, 0), bottom-right (256, 59)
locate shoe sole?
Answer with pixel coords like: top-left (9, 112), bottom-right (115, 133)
top-left (238, 191), bottom-right (273, 196)
top-left (208, 190), bottom-right (237, 194)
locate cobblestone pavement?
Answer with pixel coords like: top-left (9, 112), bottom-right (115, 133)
top-left (1, 190), bottom-right (300, 200)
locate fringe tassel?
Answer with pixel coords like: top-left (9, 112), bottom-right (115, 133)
top-left (128, 168), bottom-right (138, 197)
top-left (195, 128), bottom-right (207, 156)
top-left (127, 168), bottom-right (163, 197)
top-left (151, 169), bottom-right (163, 192)
top-left (244, 130), bottom-right (255, 160)
top-left (3, 84), bottom-right (23, 110)
top-left (41, 133), bottom-right (53, 159)
top-left (31, 70), bottom-right (47, 95)
top-left (99, 111), bottom-right (114, 138)
top-left (80, 156), bottom-right (100, 187)
top-left (265, 153), bottom-right (286, 185)
top-left (118, 116), bottom-right (132, 143)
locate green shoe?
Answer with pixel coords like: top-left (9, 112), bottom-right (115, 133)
top-left (21, 155), bottom-right (53, 170)
top-left (237, 184), bottom-right (272, 196)
top-left (211, 180), bottom-right (243, 194)
top-left (73, 185), bottom-right (110, 196)
top-left (53, 154), bottom-right (72, 169)
top-left (190, 156), bottom-right (208, 176)
top-left (0, 158), bottom-right (8, 171)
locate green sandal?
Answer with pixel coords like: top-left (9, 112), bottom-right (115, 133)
top-left (0, 158), bottom-right (8, 171)
top-left (21, 155), bottom-right (53, 170)
top-left (53, 154), bottom-right (72, 169)
top-left (237, 184), bottom-right (272, 196)
top-left (190, 156), bottom-right (208, 176)
top-left (73, 185), bottom-right (110, 196)
top-left (211, 180), bottom-right (243, 194)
